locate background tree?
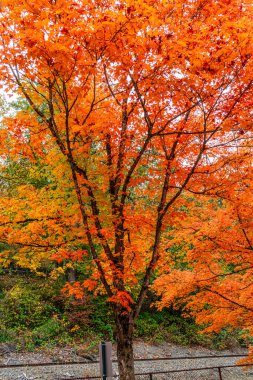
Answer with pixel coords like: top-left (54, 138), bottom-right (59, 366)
top-left (0, 0), bottom-right (253, 378)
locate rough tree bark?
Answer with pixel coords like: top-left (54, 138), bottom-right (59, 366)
top-left (114, 313), bottom-right (135, 380)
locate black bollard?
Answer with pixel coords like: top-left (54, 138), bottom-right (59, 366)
top-left (99, 341), bottom-right (113, 379)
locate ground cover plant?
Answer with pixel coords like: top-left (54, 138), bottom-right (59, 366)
top-left (1, 273), bottom-right (251, 352)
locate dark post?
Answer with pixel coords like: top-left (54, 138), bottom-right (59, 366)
top-left (218, 367), bottom-right (223, 380)
top-left (99, 341), bottom-right (113, 380)
top-left (101, 342), bottom-right (107, 380)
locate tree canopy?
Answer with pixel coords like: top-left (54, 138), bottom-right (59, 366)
top-left (0, 0), bottom-right (253, 378)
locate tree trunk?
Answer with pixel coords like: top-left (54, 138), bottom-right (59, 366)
top-left (115, 315), bottom-right (135, 380)
top-left (117, 333), bottom-right (135, 380)
top-left (67, 267), bottom-right (76, 283)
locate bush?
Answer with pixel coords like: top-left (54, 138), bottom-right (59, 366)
top-left (88, 297), bottom-right (114, 340)
top-left (32, 319), bottom-right (63, 346)
top-left (0, 327), bottom-right (13, 343)
top-left (0, 283), bottom-right (56, 329)
top-left (135, 312), bottom-right (161, 338)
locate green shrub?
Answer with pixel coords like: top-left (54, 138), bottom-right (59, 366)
top-left (0, 327), bottom-right (13, 343)
top-left (88, 297), bottom-right (114, 340)
top-left (134, 312), bottom-right (161, 337)
top-left (32, 319), bottom-right (63, 346)
top-left (0, 283), bottom-right (54, 328)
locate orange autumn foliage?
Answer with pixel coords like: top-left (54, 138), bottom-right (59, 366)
top-left (154, 157), bottom-right (253, 337)
top-left (0, 0), bottom-right (253, 377)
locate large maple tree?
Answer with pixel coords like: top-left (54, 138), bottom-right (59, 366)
top-left (0, 0), bottom-right (253, 378)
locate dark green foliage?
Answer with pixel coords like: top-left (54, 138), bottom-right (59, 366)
top-left (166, 243), bottom-right (189, 270)
top-left (89, 297), bottom-right (114, 340)
top-left (134, 309), bottom-right (204, 345)
top-left (32, 319), bottom-right (64, 347)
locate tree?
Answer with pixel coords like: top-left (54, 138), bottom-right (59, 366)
top-left (0, 0), bottom-right (253, 378)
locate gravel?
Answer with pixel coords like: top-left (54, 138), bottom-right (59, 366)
top-left (0, 341), bottom-right (252, 380)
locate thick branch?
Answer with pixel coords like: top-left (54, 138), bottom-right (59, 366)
top-left (204, 288), bottom-right (253, 313)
